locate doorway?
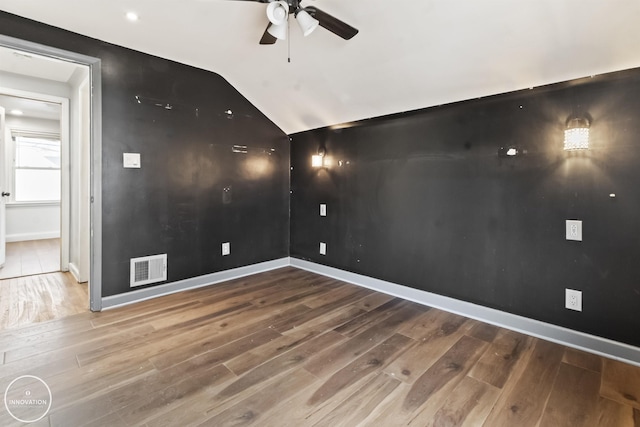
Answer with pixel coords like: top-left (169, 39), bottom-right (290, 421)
top-left (0, 93), bottom-right (65, 280)
top-left (0, 35), bottom-right (102, 313)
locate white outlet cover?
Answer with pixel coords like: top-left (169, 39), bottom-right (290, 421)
top-left (123, 152), bottom-right (141, 168)
top-left (222, 242), bottom-right (230, 256)
top-left (320, 204), bottom-right (327, 217)
top-left (319, 242), bottom-right (326, 255)
top-left (565, 289), bottom-right (582, 311)
top-left (566, 220), bottom-right (583, 241)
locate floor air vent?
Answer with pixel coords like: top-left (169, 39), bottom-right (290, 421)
top-left (130, 254), bottom-right (167, 287)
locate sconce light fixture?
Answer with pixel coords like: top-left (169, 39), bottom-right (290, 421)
top-left (312, 146), bottom-right (326, 168)
top-left (564, 115), bottom-right (590, 151)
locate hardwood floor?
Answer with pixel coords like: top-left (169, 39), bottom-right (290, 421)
top-left (0, 267), bottom-right (639, 426)
top-left (0, 238), bottom-right (61, 280)
top-left (0, 271), bottom-right (88, 329)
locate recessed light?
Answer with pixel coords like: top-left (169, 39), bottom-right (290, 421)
top-left (9, 109), bottom-right (24, 116)
top-left (126, 12), bottom-right (139, 22)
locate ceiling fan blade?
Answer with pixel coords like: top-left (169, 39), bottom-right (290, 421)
top-left (308, 7), bottom-right (358, 40)
top-left (259, 23), bottom-right (278, 45)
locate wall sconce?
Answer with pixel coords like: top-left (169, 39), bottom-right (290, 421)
top-left (311, 154), bottom-right (324, 167)
top-left (564, 115), bottom-right (590, 151)
top-left (312, 146), bottom-right (326, 168)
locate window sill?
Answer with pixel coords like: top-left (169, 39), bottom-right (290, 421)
top-left (6, 201), bottom-right (61, 208)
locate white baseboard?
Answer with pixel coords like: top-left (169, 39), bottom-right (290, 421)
top-left (68, 262), bottom-right (88, 283)
top-left (98, 255), bottom-right (640, 366)
top-left (290, 258), bottom-right (640, 367)
top-left (6, 231), bottom-right (60, 242)
top-left (101, 257), bottom-right (291, 310)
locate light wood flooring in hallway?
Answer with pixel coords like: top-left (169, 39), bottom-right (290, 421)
top-left (0, 238), bottom-right (60, 280)
top-left (0, 267), bottom-right (639, 426)
top-left (0, 271), bottom-right (88, 329)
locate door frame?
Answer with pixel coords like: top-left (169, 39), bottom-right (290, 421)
top-left (0, 34), bottom-right (103, 311)
top-left (0, 105), bottom-right (5, 267)
top-left (0, 88), bottom-right (70, 270)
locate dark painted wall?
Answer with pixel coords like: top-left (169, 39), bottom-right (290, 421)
top-left (291, 70), bottom-right (640, 347)
top-left (0, 12), bottom-right (290, 297)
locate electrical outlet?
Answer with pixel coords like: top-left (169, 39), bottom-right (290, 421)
top-left (319, 242), bottom-right (326, 255)
top-left (565, 289), bottom-right (582, 311)
top-left (320, 204), bottom-right (327, 217)
top-left (222, 242), bottom-right (230, 256)
top-left (566, 220), bottom-right (582, 241)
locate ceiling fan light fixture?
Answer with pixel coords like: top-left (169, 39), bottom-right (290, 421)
top-left (295, 9), bottom-right (319, 37)
top-left (267, 22), bottom-right (288, 40)
top-left (266, 1), bottom-right (290, 26)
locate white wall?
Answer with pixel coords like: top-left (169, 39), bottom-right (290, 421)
top-left (3, 115), bottom-right (61, 242)
top-left (5, 204), bottom-right (60, 242)
top-left (0, 71), bottom-right (71, 98)
top-left (5, 115), bottom-right (59, 132)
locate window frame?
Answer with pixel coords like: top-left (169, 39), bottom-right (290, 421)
top-left (8, 129), bottom-right (62, 205)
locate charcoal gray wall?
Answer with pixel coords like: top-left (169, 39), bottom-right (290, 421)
top-left (291, 70), bottom-right (640, 347)
top-left (0, 12), bottom-right (290, 297)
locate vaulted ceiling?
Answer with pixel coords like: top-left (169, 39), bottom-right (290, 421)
top-left (1, 0), bottom-right (640, 134)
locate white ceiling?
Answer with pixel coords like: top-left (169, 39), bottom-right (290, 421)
top-left (0, 45), bottom-right (78, 120)
top-left (1, 0), bottom-right (640, 134)
top-left (0, 46), bottom-right (78, 83)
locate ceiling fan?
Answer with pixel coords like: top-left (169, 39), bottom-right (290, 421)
top-left (232, 0), bottom-right (358, 45)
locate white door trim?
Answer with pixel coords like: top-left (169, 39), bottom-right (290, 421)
top-left (0, 105), bottom-right (5, 267)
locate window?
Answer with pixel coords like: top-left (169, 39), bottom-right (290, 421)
top-left (12, 133), bottom-right (61, 202)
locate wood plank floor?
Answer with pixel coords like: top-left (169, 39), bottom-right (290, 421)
top-left (0, 238), bottom-right (61, 280)
top-left (0, 267), bottom-right (639, 426)
top-left (0, 272), bottom-right (88, 329)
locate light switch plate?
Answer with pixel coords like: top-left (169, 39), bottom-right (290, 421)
top-left (319, 242), bottom-right (326, 255)
top-left (320, 204), bottom-right (327, 217)
top-left (123, 153), bottom-right (141, 168)
top-left (222, 242), bottom-right (230, 256)
top-left (566, 220), bottom-right (582, 241)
